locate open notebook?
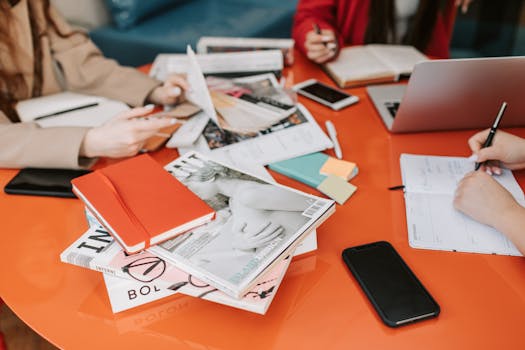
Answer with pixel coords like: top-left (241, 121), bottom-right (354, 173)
top-left (400, 154), bottom-right (524, 256)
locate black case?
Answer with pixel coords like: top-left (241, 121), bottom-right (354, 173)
top-left (342, 241), bottom-right (440, 327)
top-left (4, 168), bottom-right (91, 198)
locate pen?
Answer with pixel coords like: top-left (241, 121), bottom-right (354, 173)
top-left (326, 120), bottom-right (342, 159)
top-left (313, 23), bottom-right (327, 47)
top-left (474, 101), bottom-right (507, 171)
top-left (34, 102), bottom-right (99, 120)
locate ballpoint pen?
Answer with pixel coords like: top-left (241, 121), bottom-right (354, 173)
top-left (325, 120), bottom-right (342, 159)
top-left (474, 101), bottom-right (507, 171)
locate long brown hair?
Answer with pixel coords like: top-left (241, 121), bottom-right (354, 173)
top-left (0, 0), bottom-right (79, 122)
top-left (365, 0), bottom-right (448, 52)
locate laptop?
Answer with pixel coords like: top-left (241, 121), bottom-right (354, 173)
top-left (367, 56), bottom-right (525, 133)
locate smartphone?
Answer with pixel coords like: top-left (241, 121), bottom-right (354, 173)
top-left (342, 241), bottom-right (440, 327)
top-left (293, 79), bottom-right (359, 110)
top-left (4, 168), bottom-right (91, 198)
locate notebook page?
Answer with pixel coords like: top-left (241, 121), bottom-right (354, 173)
top-left (324, 46), bottom-right (395, 82)
top-left (400, 154), bottom-right (524, 198)
top-left (367, 45), bottom-right (428, 75)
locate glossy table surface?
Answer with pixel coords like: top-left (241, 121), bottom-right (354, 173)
top-left (1, 53), bottom-right (525, 350)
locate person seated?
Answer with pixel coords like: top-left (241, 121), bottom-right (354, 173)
top-left (292, 0), bottom-right (472, 64)
top-left (454, 129), bottom-right (525, 255)
top-left (0, 0), bottom-right (189, 169)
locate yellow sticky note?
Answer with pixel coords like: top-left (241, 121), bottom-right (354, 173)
top-left (317, 174), bottom-right (357, 204)
top-left (319, 157), bottom-right (358, 181)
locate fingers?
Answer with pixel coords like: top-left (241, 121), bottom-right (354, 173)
top-left (112, 105), bottom-right (156, 121)
top-left (164, 74), bottom-right (190, 91)
top-left (467, 129), bottom-right (490, 153)
top-left (305, 29), bottom-right (337, 63)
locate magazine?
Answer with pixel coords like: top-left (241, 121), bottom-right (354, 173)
top-left (149, 152), bottom-right (335, 298)
top-left (177, 103), bottom-right (333, 168)
top-left (60, 224), bottom-right (294, 314)
top-left (150, 50), bottom-right (284, 82)
top-left (103, 255), bottom-right (292, 314)
top-left (196, 36), bottom-right (295, 66)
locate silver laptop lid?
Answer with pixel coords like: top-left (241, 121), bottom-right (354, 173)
top-left (380, 56), bottom-right (525, 133)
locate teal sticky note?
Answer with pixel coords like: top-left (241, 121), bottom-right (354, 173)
top-left (268, 152), bottom-right (329, 188)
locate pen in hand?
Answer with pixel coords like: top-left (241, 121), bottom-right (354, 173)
top-left (474, 101), bottom-right (507, 171)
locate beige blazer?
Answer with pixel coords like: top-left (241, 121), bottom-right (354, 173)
top-left (0, 0), bottom-right (161, 169)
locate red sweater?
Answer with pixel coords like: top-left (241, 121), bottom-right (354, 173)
top-left (293, 0), bottom-right (457, 59)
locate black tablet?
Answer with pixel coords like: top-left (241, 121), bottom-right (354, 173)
top-left (4, 168), bottom-right (92, 198)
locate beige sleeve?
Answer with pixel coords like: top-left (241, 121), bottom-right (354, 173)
top-left (47, 5), bottom-right (161, 107)
top-left (0, 113), bottom-right (95, 169)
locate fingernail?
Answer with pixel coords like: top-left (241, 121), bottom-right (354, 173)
top-left (486, 168), bottom-right (493, 175)
top-left (327, 42), bottom-right (337, 49)
top-left (170, 118), bottom-right (177, 125)
top-left (494, 168), bottom-right (501, 175)
top-left (321, 35), bottom-right (332, 41)
top-left (467, 154), bottom-right (478, 162)
top-left (144, 104), bottom-right (155, 110)
top-left (170, 87), bottom-right (182, 96)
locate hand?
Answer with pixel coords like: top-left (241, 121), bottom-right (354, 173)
top-left (455, 0), bottom-right (473, 13)
top-left (230, 197), bottom-right (284, 251)
top-left (453, 170), bottom-right (520, 228)
top-left (468, 129), bottom-right (525, 174)
top-left (304, 28), bottom-right (337, 64)
top-left (80, 106), bottom-right (176, 158)
top-left (147, 74), bottom-right (189, 106)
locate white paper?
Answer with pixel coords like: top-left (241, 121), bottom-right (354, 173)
top-left (401, 154), bottom-right (524, 256)
top-left (185, 45), bottom-right (217, 124)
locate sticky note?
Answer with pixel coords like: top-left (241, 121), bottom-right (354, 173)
top-left (317, 174), bottom-right (357, 205)
top-left (319, 157), bottom-right (358, 181)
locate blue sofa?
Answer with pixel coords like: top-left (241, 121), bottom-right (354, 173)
top-left (89, 0), bottom-right (298, 67)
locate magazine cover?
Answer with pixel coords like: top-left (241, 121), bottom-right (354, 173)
top-left (61, 224), bottom-right (294, 314)
top-left (149, 152), bottom-right (335, 298)
top-left (103, 255), bottom-right (291, 314)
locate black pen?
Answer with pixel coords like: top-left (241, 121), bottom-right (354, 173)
top-left (313, 23), bottom-right (327, 47)
top-left (34, 102), bottom-right (100, 120)
top-left (474, 101), bottom-right (507, 171)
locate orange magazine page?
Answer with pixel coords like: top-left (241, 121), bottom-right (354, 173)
top-left (71, 154), bottom-right (215, 253)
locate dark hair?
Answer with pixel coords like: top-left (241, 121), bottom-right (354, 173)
top-left (365, 0), bottom-right (448, 52)
top-left (0, 0), bottom-right (81, 122)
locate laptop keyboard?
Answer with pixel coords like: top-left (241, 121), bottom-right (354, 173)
top-left (385, 102), bottom-right (400, 118)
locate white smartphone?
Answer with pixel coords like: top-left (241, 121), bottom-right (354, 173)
top-left (293, 79), bottom-right (359, 110)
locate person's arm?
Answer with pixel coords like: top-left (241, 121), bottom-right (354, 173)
top-left (0, 111), bottom-right (93, 169)
top-left (46, 4), bottom-right (169, 107)
top-left (292, 0), bottom-right (341, 63)
top-left (217, 179), bottom-right (313, 212)
top-left (454, 170), bottom-right (525, 255)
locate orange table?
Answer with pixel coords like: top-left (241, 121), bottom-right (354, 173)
top-left (1, 53), bottom-right (525, 350)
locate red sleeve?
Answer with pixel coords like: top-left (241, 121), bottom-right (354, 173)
top-left (292, 0), bottom-right (344, 57)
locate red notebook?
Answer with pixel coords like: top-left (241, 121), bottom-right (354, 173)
top-left (71, 154), bottom-right (215, 253)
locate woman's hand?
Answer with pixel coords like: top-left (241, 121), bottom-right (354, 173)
top-left (147, 74), bottom-right (190, 106)
top-left (304, 28), bottom-right (337, 64)
top-left (453, 170), bottom-right (520, 228)
top-left (468, 129), bottom-right (525, 174)
top-left (80, 106), bottom-right (176, 158)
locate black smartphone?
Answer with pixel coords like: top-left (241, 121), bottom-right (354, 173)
top-left (292, 79), bottom-right (359, 110)
top-left (4, 168), bottom-right (91, 198)
top-left (342, 241), bottom-right (439, 327)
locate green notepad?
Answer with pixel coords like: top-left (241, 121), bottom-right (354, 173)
top-left (268, 152), bottom-right (358, 204)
